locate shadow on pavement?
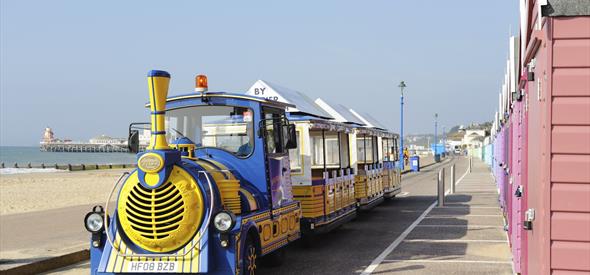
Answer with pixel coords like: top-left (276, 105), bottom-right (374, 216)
top-left (257, 194), bottom-right (465, 275)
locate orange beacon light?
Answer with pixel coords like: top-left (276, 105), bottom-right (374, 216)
top-left (195, 75), bottom-right (208, 92)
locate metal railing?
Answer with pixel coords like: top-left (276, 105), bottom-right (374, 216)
top-left (437, 168), bottom-right (445, 207)
top-left (437, 158), bottom-right (471, 206)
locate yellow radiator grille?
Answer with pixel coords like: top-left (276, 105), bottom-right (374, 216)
top-left (118, 167), bottom-right (204, 253)
top-left (126, 181), bottom-right (184, 239)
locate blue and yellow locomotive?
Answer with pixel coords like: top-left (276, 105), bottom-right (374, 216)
top-left (84, 71), bottom-right (301, 274)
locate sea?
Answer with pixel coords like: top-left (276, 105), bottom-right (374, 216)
top-left (0, 146), bottom-right (136, 174)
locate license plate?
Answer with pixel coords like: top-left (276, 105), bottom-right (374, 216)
top-left (126, 261), bottom-right (179, 273)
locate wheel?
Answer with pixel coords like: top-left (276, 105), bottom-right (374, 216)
top-left (261, 247), bottom-right (286, 267)
top-left (243, 238), bottom-right (258, 275)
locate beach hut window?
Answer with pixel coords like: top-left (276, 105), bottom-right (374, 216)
top-left (289, 130), bottom-right (302, 172)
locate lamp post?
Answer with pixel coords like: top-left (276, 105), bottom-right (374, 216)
top-left (434, 113), bottom-right (438, 160)
top-left (398, 81), bottom-right (406, 170)
top-left (442, 126), bottom-right (446, 154)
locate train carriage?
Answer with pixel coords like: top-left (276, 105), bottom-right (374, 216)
top-left (378, 132), bottom-right (401, 198)
top-left (349, 110), bottom-right (401, 209)
top-left (287, 116), bottom-right (358, 234)
top-left (246, 81), bottom-right (401, 228)
top-left (315, 99), bottom-right (401, 204)
top-left (246, 81), bottom-right (360, 233)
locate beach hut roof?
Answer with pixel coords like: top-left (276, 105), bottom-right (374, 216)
top-left (246, 80), bottom-right (333, 119)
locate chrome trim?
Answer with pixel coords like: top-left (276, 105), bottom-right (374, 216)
top-left (103, 170), bottom-right (215, 258)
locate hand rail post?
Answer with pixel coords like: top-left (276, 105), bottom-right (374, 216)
top-left (450, 164), bottom-right (456, 194)
top-left (438, 168), bottom-right (445, 207)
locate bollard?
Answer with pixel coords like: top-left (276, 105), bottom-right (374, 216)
top-left (469, 157), bottom-right (472, 173)
top-left (437, 168), bottom-right (445, 207)
top-left (450, 164), bottom-right (456, 194)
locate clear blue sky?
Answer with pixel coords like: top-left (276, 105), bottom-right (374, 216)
top-left (0, 1), bottom-right (518, 146)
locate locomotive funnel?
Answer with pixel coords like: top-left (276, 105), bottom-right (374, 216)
top-left (147, 70), bottom-right (171, 150)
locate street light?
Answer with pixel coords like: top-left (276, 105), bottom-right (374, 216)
top-left (398, 81), bottom-right (406, 170)
top-left (442, 126), bottom-right (446, 154)
top-left (434, 113), bottom-right (438, 161)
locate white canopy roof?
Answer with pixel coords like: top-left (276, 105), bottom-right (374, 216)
top-left (349, 109), bottom-right (389, 131)
top-left (246, 80), bottom-right (333, 119)
top-left (360, 112), bottom-right (389, 130)
top-left (314, 98), bottom-right (365, 125)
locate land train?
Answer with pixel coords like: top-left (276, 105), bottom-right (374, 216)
top-left (84, 70), bottom-right (400, 274)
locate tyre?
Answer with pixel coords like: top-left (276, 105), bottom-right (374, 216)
top-left (242, 237), bottom-right (258, 275)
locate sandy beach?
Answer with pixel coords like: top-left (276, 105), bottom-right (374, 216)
top-left (0, 169), bottom-right (131, 215)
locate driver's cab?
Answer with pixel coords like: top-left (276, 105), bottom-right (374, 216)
top-left (128, 91), bottom-right (298, 215)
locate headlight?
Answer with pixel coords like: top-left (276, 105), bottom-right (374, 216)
top-left (85, 212), bottom-right (104, 233)
top-left (213, 211), bottom-right (235, 233)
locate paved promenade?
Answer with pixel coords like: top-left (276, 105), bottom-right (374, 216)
top-left (369, 158), bottom-right (513, 274)
top-left (3, 157), bottom-right (514, 274)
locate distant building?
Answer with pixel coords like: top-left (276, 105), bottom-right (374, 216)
top-left (89, 135), bottom-right (126, 145)
top-left (39, 128), bottom-right (130, 152)
top-left (41, 127), bottom-right (56, 143)
top-left (139, 130), bottom-right (150, 146)
top-left (462, 129), bottom-right (486, 149)
top-left (447, 139), bottom-right (463, 149)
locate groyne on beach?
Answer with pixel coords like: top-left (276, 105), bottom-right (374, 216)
top-left (1, 162), bottom-right (136, 171)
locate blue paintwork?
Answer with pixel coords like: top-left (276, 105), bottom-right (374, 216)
top-left (431, 143), bottom-right (445, 155)
top-left (90, 159), bottom-right (235, 274)
top-left (89, 92), bottom-right (292, 274)
top-left (147, 70), bottom-right (171, 78)
top-left (434, 115), bottom-right (438, 158)
top-left (287, 114), bottom-right (322, 122)
top-left (136, 150), bottom-right (180, 189)
top-left (399, 92), bottom-right (404, 170)
top-left (170, 137), bottom-right (197, 157)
